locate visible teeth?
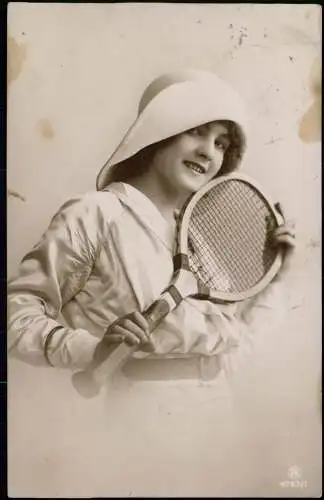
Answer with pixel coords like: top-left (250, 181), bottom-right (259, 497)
top-left (185, 162), bottom-right (204, 174)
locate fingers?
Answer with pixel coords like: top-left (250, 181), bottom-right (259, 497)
top-left (114, 322), bottom-right (147, 345)
top-left (103, 312), bottom-right (155, 349)
top-left (271, 222), bottom-right (298, 282)
top-left (131, 311), bottom-right (150, 332)
top-left (273, 232), bottom-right (296, 249)
top-left (274, 222), bottom-right (296, 235)
top-left (272, 222), bottom-right (297, 250)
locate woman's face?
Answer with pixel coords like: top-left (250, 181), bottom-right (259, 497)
top-left (150, 121), bottom-right (231, 195)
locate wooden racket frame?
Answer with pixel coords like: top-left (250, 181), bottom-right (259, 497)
top-left (177, 172), bottom-right (284, 302)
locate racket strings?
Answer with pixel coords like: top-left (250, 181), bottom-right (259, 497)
top-left (187, 180), bottom-right (278, 293)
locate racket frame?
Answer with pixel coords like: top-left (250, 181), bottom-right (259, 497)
top-left (173, 172), bottom-right (284, 302)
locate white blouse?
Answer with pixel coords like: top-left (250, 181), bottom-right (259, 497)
top-left (7, 182), bottom-right (287, 373)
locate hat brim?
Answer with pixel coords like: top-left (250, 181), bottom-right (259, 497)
top-left (97, 79), bottom-right (248, 190)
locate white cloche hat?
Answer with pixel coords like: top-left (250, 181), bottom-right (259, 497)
top-left (96, 69), bottom-right (249, 190)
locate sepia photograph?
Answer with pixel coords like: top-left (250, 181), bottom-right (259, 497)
top-left (7, 2), bottom-right (321, 497)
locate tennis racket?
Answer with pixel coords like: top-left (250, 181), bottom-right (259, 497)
top-left (71, 173), bottom-right (284, 398)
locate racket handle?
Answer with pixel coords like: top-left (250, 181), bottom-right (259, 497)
top-left (142, 298), bottom-right (172, 331)
top-left (71, 342), bottom-right (137, 399)
top-left (71, 296), bottom-right (175, 399)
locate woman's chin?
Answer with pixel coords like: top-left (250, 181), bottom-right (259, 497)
top-left (179, 175), bottom-right (208, 194)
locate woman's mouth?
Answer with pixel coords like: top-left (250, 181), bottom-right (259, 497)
top-left (183, 161), bottom-right (206, 174)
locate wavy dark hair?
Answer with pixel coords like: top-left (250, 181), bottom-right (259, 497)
top-left (106, 120), bottom-right (245, 185)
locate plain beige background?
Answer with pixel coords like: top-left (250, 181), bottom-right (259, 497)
top-left (7, 3), bottom-right (321, 497)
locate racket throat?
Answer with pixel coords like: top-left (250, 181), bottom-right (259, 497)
top-left (143, 271), bottom-right (198, 332)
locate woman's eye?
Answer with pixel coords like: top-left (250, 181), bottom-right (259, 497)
top-left (214, 140), bottom-right (227, 151)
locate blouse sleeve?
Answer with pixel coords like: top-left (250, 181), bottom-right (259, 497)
top-left (7, 195), bottom-right (104, 370)
top-left (219, 278), bottom-right (288, 375)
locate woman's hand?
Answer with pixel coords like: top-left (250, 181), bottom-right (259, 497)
top-left (90, 312), bottom-right (155, 369)
top-left (102, 311), bottom-right (155, 352)
top-left (271, 220), bottom-right (297, 281)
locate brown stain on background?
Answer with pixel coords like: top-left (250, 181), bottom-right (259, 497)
top-left (37, 118), bottom-right (55, 140)
top-left (299, 57), bottom-right (321, 143)
top-left (7, 36), bottom-right (27, 85)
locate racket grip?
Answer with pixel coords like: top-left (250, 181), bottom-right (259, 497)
top-left (142, 298), bottom-right (172, 331)
top-left (72, 298), bottom-right (171, 399)
top-left (71, 297), bottom-right (173, 399)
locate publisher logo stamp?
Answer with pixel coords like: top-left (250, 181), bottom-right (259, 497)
top-left (279, 465), bottom-right (308, 489)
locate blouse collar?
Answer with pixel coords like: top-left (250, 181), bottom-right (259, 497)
top-left (105, 182), bottom-right (177, 251)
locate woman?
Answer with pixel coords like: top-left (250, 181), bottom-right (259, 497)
top-left (7, 69), bottom-right (296, 380)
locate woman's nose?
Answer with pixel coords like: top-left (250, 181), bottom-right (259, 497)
top-left (196, 139), bottom-right (214, 161)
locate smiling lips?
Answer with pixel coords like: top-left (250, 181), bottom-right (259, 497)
top-left (183, 161), bottom-right (207, 174)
